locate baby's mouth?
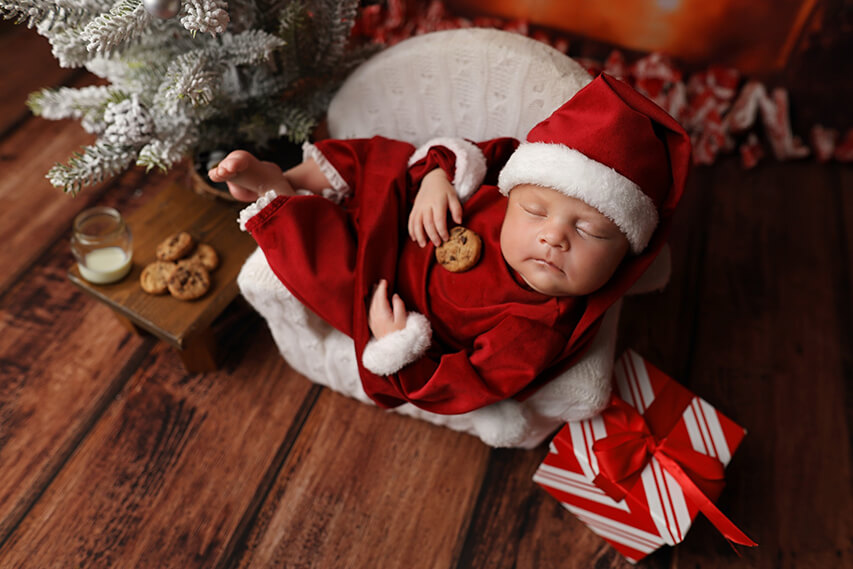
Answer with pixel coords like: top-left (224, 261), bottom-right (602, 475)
top-left (532, 257), bottom-right (564, 274)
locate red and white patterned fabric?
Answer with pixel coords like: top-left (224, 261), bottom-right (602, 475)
top-left (534, 350), bottom-right (755, 563)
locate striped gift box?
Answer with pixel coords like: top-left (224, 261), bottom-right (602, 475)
top-left (533, 350), bottom-right (748, 563)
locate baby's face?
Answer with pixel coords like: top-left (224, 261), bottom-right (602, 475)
top-left (500, 184), bottom-right (630, 296)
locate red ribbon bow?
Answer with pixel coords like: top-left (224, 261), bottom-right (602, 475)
top-left (585, 382), bottom-right (757, 548)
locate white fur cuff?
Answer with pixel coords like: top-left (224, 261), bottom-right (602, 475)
top-left (238, 189), bottom-right (280, 231)
top-left (407, 137), bottom-right (487, 203)
top-left (362, 312), bottom-right (432, 376)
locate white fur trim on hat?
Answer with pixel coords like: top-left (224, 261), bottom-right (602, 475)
top-left (497, 142), bottom-right (659, 253)
top-left (362, 312), bottom-right (432, 376)
top-left (408, 137), bottom-right (487, 203)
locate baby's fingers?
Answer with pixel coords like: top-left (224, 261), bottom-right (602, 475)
top-left (408, 211), bottom-right (424, 247)
top-left (370, 279), bottom-right (391, 314)
top-left (391, 293), bottom-right (407, 326)
top-left (422, 214), bottom-right (440, 247)
top-left (433, 203), bottom-right (450, 242)
top-left (448, 195), bottom-right (463, 225)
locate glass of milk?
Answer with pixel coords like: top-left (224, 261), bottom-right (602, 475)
top-left (71, 207), bottom-right (133, 284)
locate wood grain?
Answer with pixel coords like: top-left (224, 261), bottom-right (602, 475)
top-left (617, 162), bottom-right (718, 379)
top-left (0, 25), bottom-right (77, 136)
top-left (0, 334), bottom-right (316, 569)
top-left (0, 31), bottom-right (852, 569)
top-left (230, 389), bottom-right (492, 569)
top-left (673, 160), bottom-right (853, 568)
top-left (0, 233), bottom-right (150, 545)
top-left (0, 114), bottom-right (115, 293)
top-left (0, 163), bottom-right (179, 545)
top-left (454, 447), bottom-right (647, 569)
top-left (837, 166), bottom-right (853, 449)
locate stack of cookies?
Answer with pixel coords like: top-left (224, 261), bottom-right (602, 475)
top-left (140, 232), bottom-right (218, 300)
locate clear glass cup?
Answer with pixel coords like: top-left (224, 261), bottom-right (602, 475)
top-left (71, 207), bottom-right (133, 284)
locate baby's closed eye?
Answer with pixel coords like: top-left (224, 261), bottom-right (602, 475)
top-left (521, 203), bottom-right (546, 217)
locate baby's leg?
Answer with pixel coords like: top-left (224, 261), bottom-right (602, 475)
top-left (208, 150), bottom-right (295, 201)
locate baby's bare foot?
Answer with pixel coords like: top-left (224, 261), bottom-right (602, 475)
top-left (208, 150), bottom-right (253, 183)
top-left (207, 150), bottom-right (289, 201)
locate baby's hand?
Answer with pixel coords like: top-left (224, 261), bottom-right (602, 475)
top-left (368, 279), bottom-right (408, 338)
top-left (208, 150), bottom-right (294, 201)
top-left (408, 168), bottom-right (463, 247)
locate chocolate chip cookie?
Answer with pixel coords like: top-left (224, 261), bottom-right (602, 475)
top-left (166, 261), bottom-right (211, 300)
top-left (139, 261), bottom-right (178, 295)
top-left (156, 231), bottom-right (195, 262)
top-left (184, 242), bottom-right (219, 271)
top-left (435, 226), bottom-right (482, 273)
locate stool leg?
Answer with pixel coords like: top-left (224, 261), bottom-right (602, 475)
top-left (179, 328), bottom-right (219, 373)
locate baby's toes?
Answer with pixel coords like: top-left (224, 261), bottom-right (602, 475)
top-left (207, 165), bottom-right (228, 182)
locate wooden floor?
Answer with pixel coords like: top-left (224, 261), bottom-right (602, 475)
top-left (1, 24), bottom-right (851, 569)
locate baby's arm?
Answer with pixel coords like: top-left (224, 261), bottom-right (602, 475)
top-left (208, 150), bottom-right (331, 202)
top-left (408, 168), bottom-right (464, 247)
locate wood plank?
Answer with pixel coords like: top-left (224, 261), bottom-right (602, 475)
top-left (672, 160), bottom-right (853, 568)
top-left (0, 26), bottom-right (76, 136)
top-left (837, 166), bottom-right (853, 449)
top-left (454, 447), bottom-right (645, 569)
top-left (618, 162), bottom-right (719, 377)
top-left (0, 159), bottom-right (198, 545)
top-left (0, 206), bottom-right (152, 543)
top-left (0, 327), bottom-right (316, 568)
top-left (230, 390), bottom-right (492, 569)
top-left (0, 99), bottom-right (134, 295)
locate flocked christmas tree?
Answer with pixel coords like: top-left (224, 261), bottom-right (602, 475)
top-left (2, 0), bottom-right (371, 194)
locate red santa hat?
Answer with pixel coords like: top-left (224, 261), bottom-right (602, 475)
top-left (497, 73), bottom-right (691, 253)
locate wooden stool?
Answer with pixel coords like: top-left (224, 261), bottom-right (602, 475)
top-left (68, 182), bottom-right (258, 372)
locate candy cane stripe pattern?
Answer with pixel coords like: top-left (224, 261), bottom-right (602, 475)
top-left (533, 350), bottom-right (748, 563)
top-left (562, 504), bottom-right (665, 563)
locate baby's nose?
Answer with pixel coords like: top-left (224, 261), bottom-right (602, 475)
top-left (539, 230), bottom-right (569, 250)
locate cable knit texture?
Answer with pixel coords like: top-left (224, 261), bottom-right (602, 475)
top-left (361, 312), bottom-right (432, 376)
top-left (407, 137), bottom-right (487, 202)
top-left (236, 28), bottom-right (642, 448)
top-left (327, 28), bottom-right (591, 144)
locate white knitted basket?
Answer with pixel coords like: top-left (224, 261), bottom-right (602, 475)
top-left (328, 28), bottom-right (591, 144)
top-left (239, 28), bottom-right (667, 448)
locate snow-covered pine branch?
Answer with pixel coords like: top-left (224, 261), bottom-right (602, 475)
top-left (47, 141), bottom-right (138, 194)
top-left (27, 85), bottom-right (123, 120)
top-left (154, 30), bottom-right (285, 112)
top-left (102, 95), bottom-right (154, 146)
top-left (137, 119), bottom-right (198, 171)
top-left (0, 0), bottom-right (106, 29)
top-left (82, 0), bottom-right (152, 54)
top-left (158, 49), bottom-right (222, 109)
top-left (274, 104), bottom-right (315, 143)
top-left (307, 0), bottom-right (358, 72)
top-left (219, 29), bottom-right (286, 66)
top-left (179, 0), bottom-right (229, 35)
top-left (41, 22), bottom-right (92, 67)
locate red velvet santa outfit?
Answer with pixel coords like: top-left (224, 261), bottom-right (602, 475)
top-left (239, 74), bottom-right (691, 415)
